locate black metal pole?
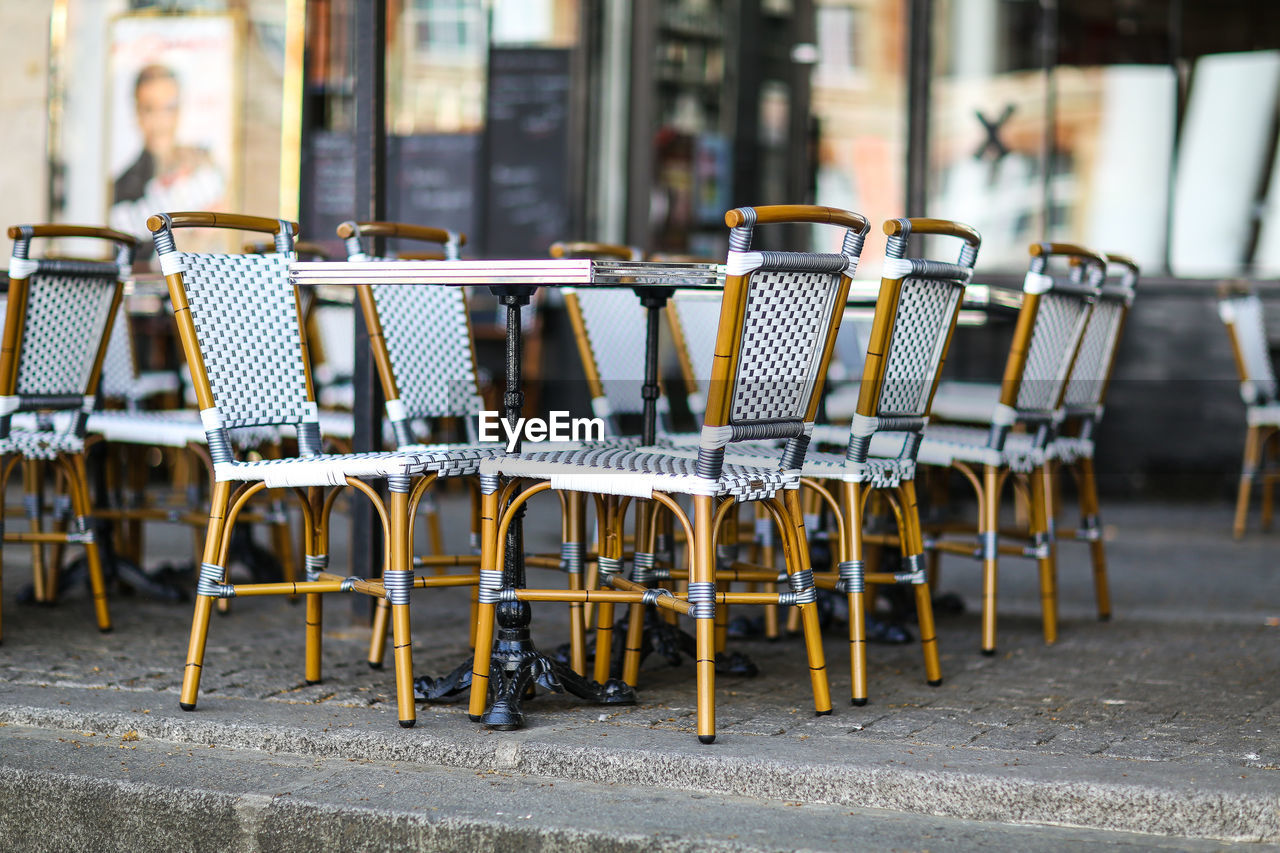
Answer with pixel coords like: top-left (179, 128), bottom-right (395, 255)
top-left (905, 0), bottom-right (932, 219)
top-left (351, 0), bottom-right (387, 617)
top-left (1039, 0), bottom-right (1058, 240)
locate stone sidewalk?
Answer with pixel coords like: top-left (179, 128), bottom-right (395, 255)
top-left (0, 499), bottom-right (1277, 849)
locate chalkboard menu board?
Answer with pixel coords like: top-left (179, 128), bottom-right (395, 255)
top-left (388, 133), bottom-right (481, 254)
top-left (305, 130), bottom-right (357, 256)
top-left (303, 131), bottom-right (480, 256)
top-left (483, 47), bottom-right (572, 258)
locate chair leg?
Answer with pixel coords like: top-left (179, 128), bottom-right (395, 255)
top-left (1234, 426), bottom-right (1262, 539)
top-left (468, 486), bottom-right (482, 648)
top-left (899, 480), bottom-right (941, 686)
top-left (979, 464), bottom-right (1001, 656)
top-left (23, 461), bottom-right (48, 604)
top-left (841, 481), bottom-right (868, 706)
top-left (621, 499), bottom-right (655, 686)
top-left (563, 491), bottom-right (589, 677)
top-left (1031, 465), bottom-right (1058, 646)
top-left (387, 486), bottom-right (416, 728)
top-left (756, 506), bottom-right (780, 640)
top-left (1076, 456), bottom-right (1111, 622)
top-left (67, 454), bottom-right (111, 632)
top-left (293, 486), bottom-right (324, 682)
top-left (304, 490), bottom-right (326, 684)
top-left (468, 486), bottom-right (501, 722)
top-left (180, 480), bottom-right (233, 711)
top-left (367, 598), bottom-right (391, 670)
top-left (692, 494), bottom-right (717, 744)
top-left (781, 490), bottom-right (832, 718)
top-left (592, 498), bottom-right (622, 685)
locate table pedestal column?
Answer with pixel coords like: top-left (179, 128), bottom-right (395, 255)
top-left (415, 290), bottom-right (635, 725)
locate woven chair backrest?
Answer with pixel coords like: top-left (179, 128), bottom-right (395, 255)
top-left (669, 290), bottom-right (724, 421)
top-left (1220, 290), bottom-right (1277, 404)
top-left (693, 206), bottom-right (868, 479)
top-left (1061, 261), bottom-right (1136, 412)
top-left (341, 221), bottom-right (481, 427)
top-left (99, 302), bottom-right (139, 402)
top-left (566, 286), bottom-right (662, 431)
top-left (1003, 249), bottom-right (1104, 418)
top-left (869, 276), bottom-right (969, 419)
top-left (368, 279), bottom-right (482, 420)
top-left (3, 226), bottom-right (134, 421)
top-left (12, 271), bottom-right (119, 401)
top-left (168, 250), bottom-right (310, 431)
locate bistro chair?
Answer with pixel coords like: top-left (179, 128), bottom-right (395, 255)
top-left (919, 254), bottom-right (1139, 622)
top-left (1046, 253), bottom-right (1139, 619)
top-left (0, 223), bottom-right (135, 640)
top-left (669, 218), bottom-right (980, 703)
top-left (1219, 281), bottom-right (1280, 538)
top-left (469, 204), bottom-right (868, 743)
top-left (912, 243), bottom-right (1105, 655)
top-left (667, 286), bottom-right (790, 644)
top-left (551, 241), bottom-right (661, 441)
top-left (337, 220), bottom-right (503, 668)
top-left (81, 299), bottom-right (292, 588)
top-left (559, 241), bottom-right (776, 670)
top-left (151, 210), bottom-right (466, 728)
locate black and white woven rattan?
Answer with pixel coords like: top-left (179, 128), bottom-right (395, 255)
top-left (153, 211), bottom-right (477, 729)
top-left (469, 205), bottom-right (870, 744)
top-left (1219, 281), bottom-right (1280, 538)
top-left (667, 217), bottom-right (981, 704)
top-left (913, 243), bottom-right (1106, 656)
top-left (0, 223), bottom-right (137, 641)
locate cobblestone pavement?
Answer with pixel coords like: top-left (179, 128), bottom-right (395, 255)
top-left (0, 496), bottom-right (1277, 846)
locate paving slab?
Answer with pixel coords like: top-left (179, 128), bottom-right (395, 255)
top-left (0, 498), bottom-right (1277, 847)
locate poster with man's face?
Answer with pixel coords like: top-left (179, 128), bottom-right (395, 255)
top-left (106, 15), bottom-right (237, 252)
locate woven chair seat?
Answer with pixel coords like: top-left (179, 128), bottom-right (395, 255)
top-left (217, 446), bottom-right (492, 488)
top-left (84, 409), bottom-right (277, 449)
top-left (1053, 434), bottom-right (1094, 464)
top-left (482, 446), bottom-right (799, 501)
top-left (123, 370), bottom-right (182, 404)
top-left (918, 423), bottom-right (1051, 473)
top-left (1246, 403), bottom-right (1280, 427)
top-left (928, 380), bottom-right (1001, 424)
top-left (0, 428), bottom-right (85, 460)
top-left (645, 432), bottom-right (913, 487)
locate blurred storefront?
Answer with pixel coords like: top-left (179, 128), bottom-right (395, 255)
top-left (10, 0), bottom-right (1280, 492)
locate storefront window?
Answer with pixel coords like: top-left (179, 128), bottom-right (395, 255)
top-left (811, 0), bottom-right (907, 275)
top-left (49, 0), bottom-right (300, 259)
top-left (929, 0), bottom-right (1048, 270)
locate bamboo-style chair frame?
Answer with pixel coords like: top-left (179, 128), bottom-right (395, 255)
top-left (470, 205), bottom-right (868, 743)
top-left (1046, 252), bottom-right (1139, 619)
top-left (801, 217), bottom-right (981, 704)
top-left (0, 223), bottom-right (135, 641)
top-left (552, 241), bottom-right (665, 440)
top-left (337, 219), bottom-right (505, 668)
top-left (83, 296), bottom-right (296, 583)
top-left (913, 242), bottom-right (1105, 656)
top-left (1218, 280), bottom-right (1280, 539)
top-left (152, 210), bottom-right (468, 728)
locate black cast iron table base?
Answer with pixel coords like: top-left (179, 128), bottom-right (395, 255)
top-left (415, 599), bottom-right (635, 727)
